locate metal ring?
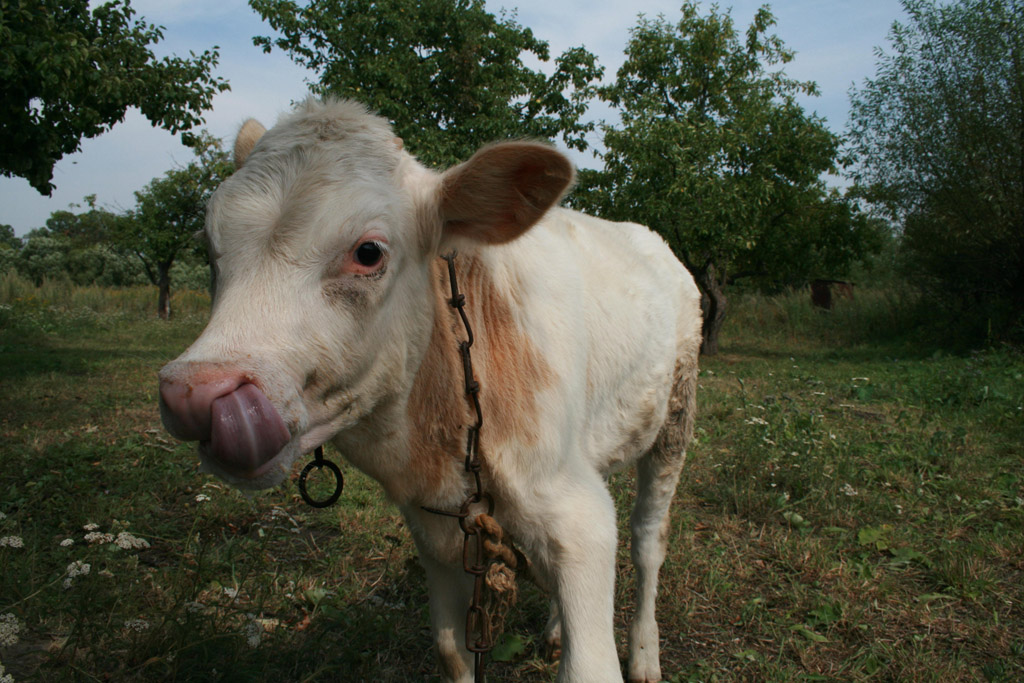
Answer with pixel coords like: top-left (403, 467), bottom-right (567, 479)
top-left (298, 455), bottom-right (343, 508)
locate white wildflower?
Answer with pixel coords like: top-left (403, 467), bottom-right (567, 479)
top-left (896, 504), bottom-right (904, 515)
top-left (67, 560), bottom-right (90, 577)
top-left (0, 613), bottom-right (22, 647)
top-left (244, 617), bottom-right (262, 649)
top-left (223, 587), bottom-right (239, 599)
top-left (123, 618), bottom-right (150, 633)
top-left (114, 532), bottom-right (150, 551)
top-left (63, 560), bottom-right (91, 590)
top-left (194, 493), bottom-right (210, 503)
top-left (0, 661), bottom-right (13, 683)
top-left (841, 483), bottom-right (858, 497)
top-left (0, 511), bottom-right (6, 520)
top-left (84, 532), bottom-right (113, 545)
top-left (745, 416), bottom-right (769, 426)
top-left (184, 601), bottom-right (206, 615)
top-left (59, 538), bottom-right (74, 547)
top-left (0, 537), bottom-right (23, 549)
top-left (83, 523), bottom-right (99, 531)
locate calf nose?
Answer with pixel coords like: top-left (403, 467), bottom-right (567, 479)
top-left (159, 372), bottom-right (246, 442)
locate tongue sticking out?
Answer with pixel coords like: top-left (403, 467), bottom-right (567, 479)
top-left (208, 384), bottom-right (291, 477)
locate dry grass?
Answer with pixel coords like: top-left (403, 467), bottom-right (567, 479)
top-left (0, 286), bottom-right (1022, 681)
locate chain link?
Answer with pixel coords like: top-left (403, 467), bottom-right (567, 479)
top-left (421, 251), bottom-right (508, 682)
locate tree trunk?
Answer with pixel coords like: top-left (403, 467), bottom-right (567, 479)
top-left (695, 262), bottom-right (727, 356)
top-left (157, 264), bottom-right (172, 320)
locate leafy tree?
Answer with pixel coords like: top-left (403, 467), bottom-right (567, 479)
top-left (114, 133), bottom-right (232, 318)
top-left (731, 189), bottom-right (886, 291)
top-left (0, 224), bottom-right (20, 250)
top-left (249, 0), bottom-right (603, 167)
top-left (0, 0), bottom-right (229, 194)
top-left (847, 0), bottom-right (1024, 340)
top-left (12, 204), bottom-right (146, 286)
top-left (575, 3), bottom-right (845, 354)
top-left (15, 231), bottom-right (69, 285)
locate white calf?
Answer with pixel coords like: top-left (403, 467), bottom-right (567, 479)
top-left (159, 98), bottom-right (701, 682)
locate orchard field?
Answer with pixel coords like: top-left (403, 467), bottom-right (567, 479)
top-left (1, 279), bottom-right (1022, 682)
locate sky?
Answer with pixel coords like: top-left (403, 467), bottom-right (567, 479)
top-left (0, 0), bottom-right (903, 237)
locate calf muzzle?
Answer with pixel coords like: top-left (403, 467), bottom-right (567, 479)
top-left (159, 371), bottom-right (292, 479)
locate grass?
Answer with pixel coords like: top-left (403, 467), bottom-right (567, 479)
top-left (0, 281), bottom-right (1022, 681)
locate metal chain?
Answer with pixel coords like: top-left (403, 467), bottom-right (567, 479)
top-left (422, 251), bottom-right (500, 682)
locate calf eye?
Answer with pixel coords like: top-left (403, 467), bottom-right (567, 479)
top-left (354, 241), bottom-right (384, 267)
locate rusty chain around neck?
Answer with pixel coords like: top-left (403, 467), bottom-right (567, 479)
top-left (421, 250), bottom-right (501, 682)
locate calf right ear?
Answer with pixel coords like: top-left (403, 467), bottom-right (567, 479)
top-left (234, 119), bottom-right (267, 169)
top-left (438, 142), bottom-right (575, 245)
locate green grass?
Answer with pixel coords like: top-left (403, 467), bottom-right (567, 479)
top-left (0, 284), bottom-right (1022, 681)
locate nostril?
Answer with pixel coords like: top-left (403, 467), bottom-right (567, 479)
top-left (159, 372), bottom-right (247, 442)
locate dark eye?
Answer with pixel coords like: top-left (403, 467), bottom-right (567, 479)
top-left (354, 241), bottom-right (384, 267)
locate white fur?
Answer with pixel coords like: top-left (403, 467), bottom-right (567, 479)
top-left (159, 98), bottom-right (702, 682)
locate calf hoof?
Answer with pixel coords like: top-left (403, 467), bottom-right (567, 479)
top-left (627, 656), bottom-right (662, 683)
top-left (543, 634), bottom-right (562, 662)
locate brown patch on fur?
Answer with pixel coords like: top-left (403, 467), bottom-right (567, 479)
top-left (405, 256), bottom-right (553, 503)
top-left (650, 356), bottom-right (698, 464)
top-left (458, 255), bottom-right (553, 448)
top-left (405, 261), bottom-right (467, 502)
top-left (437, 639), bottom-right (469, 681)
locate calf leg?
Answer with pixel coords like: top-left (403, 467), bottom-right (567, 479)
top-left (627, 362), bottom-right (696, 682)
top-left (627, 452), bottom-right (685, 682)
top-left (543, 598), bottom-right (562, 661)
top-left (526, 474), bottom-right (622, 682)
top-left (419, 552), bottom-right (476, 683)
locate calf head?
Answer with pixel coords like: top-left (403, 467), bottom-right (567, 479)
top-left (158, 98), bottom-right (573, 492)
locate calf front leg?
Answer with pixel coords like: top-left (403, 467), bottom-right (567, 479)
top-left (419, 551), bottom-right (476, 683)
top-left (526, 474), bottom-right (623, 682)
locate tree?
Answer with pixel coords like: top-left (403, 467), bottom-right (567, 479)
top-left (249, 0), bottom-right (603, 167)
top-left (11, 203), bottom-right (146, 286)
top-left (0, 224), bottom-right (20, 250)
top-left (847, 0), bottom-right (1024, 340)
top-left (0, 0), bottom-right (229, 194)
top-left (114, 134), bottom-right (232, 318)
top-left (575, 3), bottom-right (844, 354)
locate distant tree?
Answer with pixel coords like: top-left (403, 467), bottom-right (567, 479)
top-left (847, 0), bottom-right (1024, 340)
top-left (0, 0), bottom-right (229, 194)
top-left (249, 0), bottom-right (603, 167)
top-left (44, 196), bottom-right (120, 245)
top-left (731, 189), bottom-right (886, 291)
top-left (12, 202), bottom-right (145, 286)
top-left (114, 134), bottom-right (232, 318)
top-left (15, 232), bottom-right (68, 285)
top-left (0, 224), bottom-right (19, 250)
top-left (576, 3), bottom-right (843, 354)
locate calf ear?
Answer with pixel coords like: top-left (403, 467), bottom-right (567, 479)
top-left (234, 119), bottom-right (267, 169)
top-left (439, 142), bottom-right (575, 244)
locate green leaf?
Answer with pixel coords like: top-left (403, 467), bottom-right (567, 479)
top-left (857, 525), bottom-right (890, 550)
top-left (790, 624), bottom-right (828, 643)
top-left (489, 633), bottom-right (530, 662)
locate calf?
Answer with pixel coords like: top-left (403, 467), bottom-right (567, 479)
top-left (159, 98), bottom-right (701, 682)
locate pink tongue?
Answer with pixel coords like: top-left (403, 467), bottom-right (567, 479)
top-left (209, 384), bottom-right (291, 477)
